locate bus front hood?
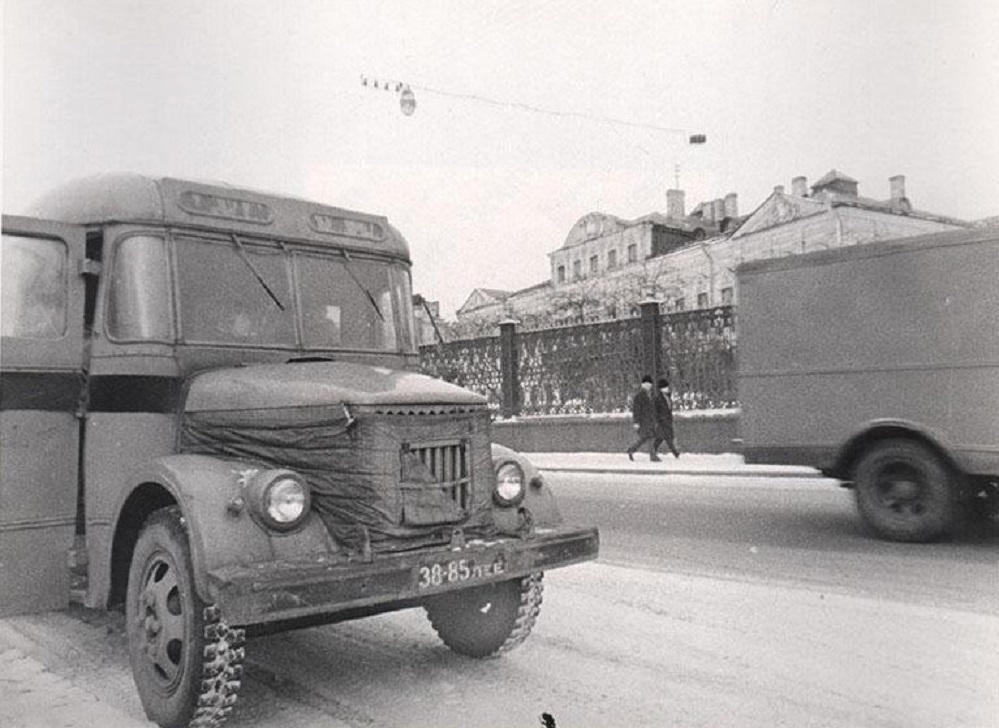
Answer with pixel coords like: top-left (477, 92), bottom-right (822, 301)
top-left (184, 360), bottom-right (487, 413)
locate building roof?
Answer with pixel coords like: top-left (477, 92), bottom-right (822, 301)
top-left (456, 287), bottom-right (515, 316)
top-left (510, 280), bottom-right (552, 296)
top-left (476, 288), bottom-right (514, 300)
top-left (733, 170), bottom-right (972, 239)
top-left (559, 208), bottom-right (723, 252)
top-left (830, 196), bottom-right (968, 226)
top-left (811, 169), bottom-right (858, 189)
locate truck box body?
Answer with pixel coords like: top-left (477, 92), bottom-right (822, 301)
top-left (737, 227), bottom-right (999, 481)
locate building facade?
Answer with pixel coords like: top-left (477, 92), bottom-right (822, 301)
top-left (453, 170), bottom-right (971, 333)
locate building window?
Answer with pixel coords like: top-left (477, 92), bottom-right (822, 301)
top-left (589, 255), bottom-right (599, 274)
top-left (557, 265), bottom-right (565, 283)
top-left (627, 244), bottom-right (637, 262)
top-left (607, 249), bottom-right (617, 269)
top-left (674, 298), bottom-right (685, 311)
top-left (721, 286), bottom-right (733, 305)
top-left (697, 292), bottom-right (709, 309)
top-left (573, 260), bottom-right (582, 279)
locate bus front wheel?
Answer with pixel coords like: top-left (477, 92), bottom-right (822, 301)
top-left (126, 506), bottom-right (244, 728)
top-left (425, 573), bottom-right (544, 658)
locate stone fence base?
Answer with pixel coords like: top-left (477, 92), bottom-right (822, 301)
top-left (491, 410), bottom-right (740, 454)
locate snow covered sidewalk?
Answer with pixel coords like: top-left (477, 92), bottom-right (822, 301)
top-left (524, 451), bottom-right (825, 478)
top-left (0, 646), bottom-right (150, 728)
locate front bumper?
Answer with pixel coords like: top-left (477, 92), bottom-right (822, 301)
top-left (208, 525), bottom-right (599, 626)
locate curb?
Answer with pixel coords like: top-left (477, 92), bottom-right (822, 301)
top-left (536, 465), bottom-right (827, 478)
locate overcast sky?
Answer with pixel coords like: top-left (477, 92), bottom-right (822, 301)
top-left (3, 0), bottom-right (997, 317)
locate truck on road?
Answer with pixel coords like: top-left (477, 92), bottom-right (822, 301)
top-left (0, 174), bottom-right (599, 728)
top-left (737, 226), bottom-right (999, 542)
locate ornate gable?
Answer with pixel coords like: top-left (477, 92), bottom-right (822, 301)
top-left (731, 192), bottom-right (829, 239)
top-left (562, 213), bottom-right (628, 249)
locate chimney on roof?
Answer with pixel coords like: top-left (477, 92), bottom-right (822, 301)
top-left (666, 189), bottom-right (685, 219)
top-left (712, 199), bottom-right (725, 222)
top-left (774, 185), bottom-right (785, 194)
top-left (791, 176), bottom-right (808, 197)
top-left (724, 193), bottom-right (738, 218)
top-left (890, 175), bottom-right (906, 202)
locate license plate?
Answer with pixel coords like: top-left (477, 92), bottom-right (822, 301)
top-left (416, 555), bottom-right (506, 590)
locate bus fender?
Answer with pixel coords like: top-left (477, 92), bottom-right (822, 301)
top-left (109, 454), bottom-right (304, 607)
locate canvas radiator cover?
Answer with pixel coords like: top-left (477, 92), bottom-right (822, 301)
top-left (180, 405), bottom-right (498, 551)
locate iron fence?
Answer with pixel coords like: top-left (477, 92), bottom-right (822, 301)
top-left (419, 305), bottom-right (737, 415)
top-left (518, 317), bottom-right (642, 415)
top-left (419, 334), bottom-right (504, 412)
top-left (661, 307), bottom-right (738, 410)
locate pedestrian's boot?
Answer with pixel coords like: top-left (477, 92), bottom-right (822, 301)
top-left (650, 454), bottom-right (661, 462)
top-left (626, 449), bottom-right (635, 461)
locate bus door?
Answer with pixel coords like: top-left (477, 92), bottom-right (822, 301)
top-left (0, 214), bottom-right (88, 615)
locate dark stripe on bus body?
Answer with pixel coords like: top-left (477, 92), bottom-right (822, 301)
top-left (88, 375), bottom-right (182, 413)
top-left (0, 372), bottom-right (82, 411)
top-left (0, 373), bottom-right (180, 412)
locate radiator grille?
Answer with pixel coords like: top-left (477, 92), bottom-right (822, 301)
top-left (403, 439), bottom-right (470, 510)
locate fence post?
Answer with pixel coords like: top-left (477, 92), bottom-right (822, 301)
top-left (639, 299), bottom-right (662, 382)
top-left (499, 319), bottom-right (520, 418)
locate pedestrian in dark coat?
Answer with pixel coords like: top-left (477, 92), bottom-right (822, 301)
top-left (653, 378), bottom-right (680, 459)
top-left (626, 375), bottom-right (661, 461)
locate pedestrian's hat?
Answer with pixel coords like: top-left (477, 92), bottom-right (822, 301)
top-left (641, 375), bottom-right (653, 384)
top-left (657, 378), bottom-right (670, 388)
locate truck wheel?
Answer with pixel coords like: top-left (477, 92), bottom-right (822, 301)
top-left (425, 573), bottom-right (543, 658)
top-left (853, 440), bottom-right (956, 542)
top-left (126, 506), bottom-right (245, 728)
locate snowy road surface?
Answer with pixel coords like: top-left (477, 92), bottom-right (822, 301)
top-left (0, 472), bottom-right (996, 728)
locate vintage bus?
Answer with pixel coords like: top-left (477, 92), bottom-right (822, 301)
top-left (0, 174), bottom-right (599, 728)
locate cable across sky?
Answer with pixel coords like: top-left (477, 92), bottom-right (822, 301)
top-left (360, 74), bottom-right (702, 139)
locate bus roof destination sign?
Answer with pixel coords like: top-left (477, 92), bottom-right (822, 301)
top-left (178, 191), bottom-right (274, 225)
top-left (310, 213), bottom-right (385, 242)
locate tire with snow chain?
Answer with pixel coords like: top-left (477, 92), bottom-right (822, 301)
top-left (424, 573), bottom-right (544, 658)
top-left (126, 506), bottom-right (245, 728)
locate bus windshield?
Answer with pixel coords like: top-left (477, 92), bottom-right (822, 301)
top-left (296, 250), bottom-right (414, 352)
top-left (173, 236), bottom-right (416, 353)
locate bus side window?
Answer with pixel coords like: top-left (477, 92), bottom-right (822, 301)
top-left (106, 235), bottom-right (173, 342)
top-left (0, 234), bottom-right (68, 339)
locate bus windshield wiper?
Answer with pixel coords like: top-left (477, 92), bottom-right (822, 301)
top-left (341, 250), bottom-right (384, 321)
top-left (231, 234), bottom-right (285, 311)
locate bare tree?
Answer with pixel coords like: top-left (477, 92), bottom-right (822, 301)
top-left (616, 259), bottom-right (682, 312)
top-left (451, 315), bottom-right (500, 340)
top-left (548, 275), bottom-right (607, 323)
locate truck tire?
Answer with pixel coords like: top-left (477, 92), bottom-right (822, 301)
top-left (425, 573), bottom-right (543, 658)
top-left (126, 506), bottom-right (245, 728)
top-left (853, 439), bottom-right (956, 542)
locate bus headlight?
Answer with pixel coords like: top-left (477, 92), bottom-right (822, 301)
top-left (247, 470), bottom-right (310, 531)
top-left (494, 461), bottom-right (526, 507)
